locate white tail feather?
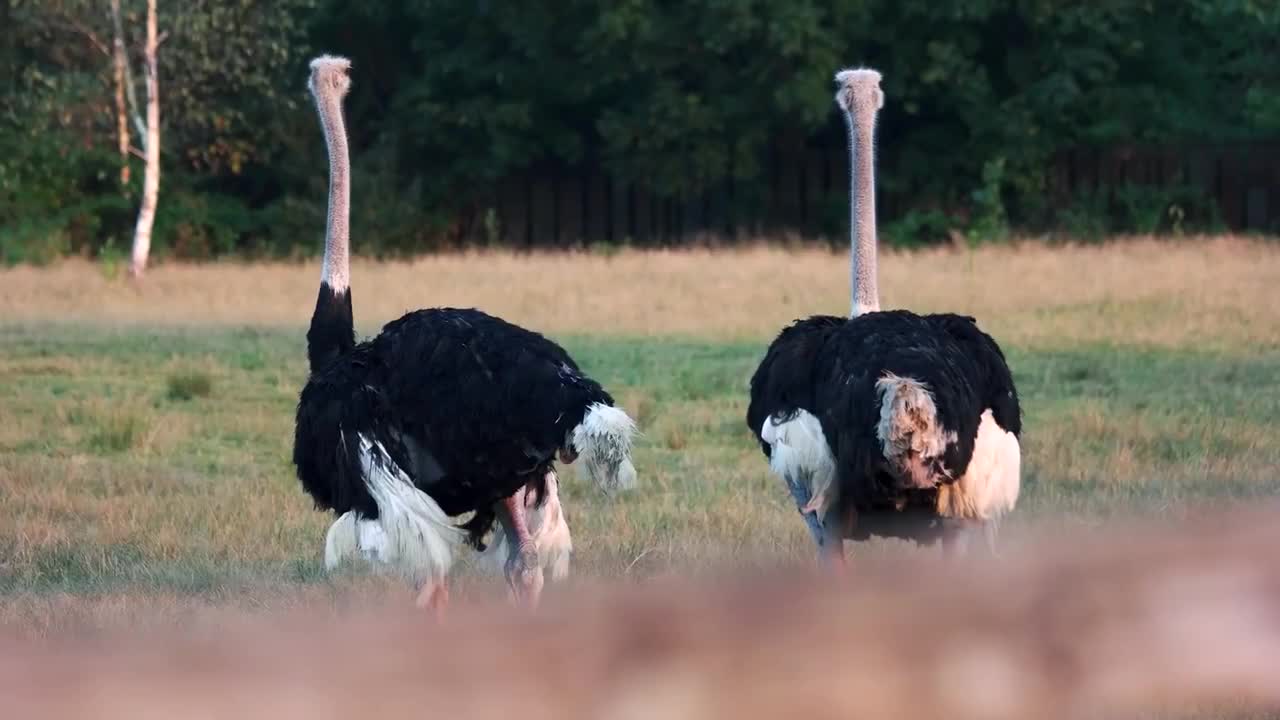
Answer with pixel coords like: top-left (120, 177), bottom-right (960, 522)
top-left (324, 435), bottom-right (464, 587)
top-left (762, 411), bottom-right (837, 518)
top-left (936, 410), bottom-right (1021, 522)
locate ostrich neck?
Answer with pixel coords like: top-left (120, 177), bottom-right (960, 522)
top-left (847, 112), bottom-right (879, 317)
top-left (317, 91), bottom-right (350, 295)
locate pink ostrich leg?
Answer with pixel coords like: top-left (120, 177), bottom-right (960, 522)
top-left (500, 485), bottom-right (545, 609)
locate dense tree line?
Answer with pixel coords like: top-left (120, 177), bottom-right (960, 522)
top-left (1, 0), bottom-right (1276, 264)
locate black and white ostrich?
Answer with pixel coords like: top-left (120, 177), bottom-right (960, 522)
top-left (293, 56), bottom-right (637, 614)
top-left (746, 68), bottom-right (1021, 567)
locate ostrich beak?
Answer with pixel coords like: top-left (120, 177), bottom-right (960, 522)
top-left (558, 446), bottom-right (578, 464)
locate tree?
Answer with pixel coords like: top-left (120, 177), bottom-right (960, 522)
top-left (108, 0), bottom-right (130, 188)
top-left (127, 0), bottom-right (159, 277)
top-left (4, 0), bottom-right (1278, 259)
top-left (4, 0), bottom-right (312, 263)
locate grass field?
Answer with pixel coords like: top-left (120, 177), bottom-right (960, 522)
top-left (1, 236), bottom-right (1278, 641)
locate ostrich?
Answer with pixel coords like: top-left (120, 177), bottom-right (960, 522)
top-left (294, 56), bottom-right (637, 614)
top-left (745, 68), bottom-right (1021, 567)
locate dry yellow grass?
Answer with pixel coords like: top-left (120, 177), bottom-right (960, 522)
top-left (2, 236), bottom-right (1277, 349)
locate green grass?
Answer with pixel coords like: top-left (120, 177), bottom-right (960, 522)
top-left (166, 370), bottom-right (214, 402)
top-left (1, 321), bottom-right (1276, 606)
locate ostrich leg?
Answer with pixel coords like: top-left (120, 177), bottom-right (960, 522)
top-left (941, 519), bottom-right (1002, 561)
top-left (541, 470), bottom-right (573, 582)
top-left (783, 471), bottom-right (826, 548)
top-left (498, 484), bottom-right (544, 609)
top-left (783, 471), bottom-right (846, 572)
top-left (818, 506), bottom-right (849, 573)
top-left (414, 579), bottom-right (449, 622)
top-left (941, 520), bottom-right (982, 561)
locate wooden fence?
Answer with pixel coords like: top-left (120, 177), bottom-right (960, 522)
top-left (466, 140), bottom-right (1279, 248)
top-left (5, 504), bottom-right (1280, 719)
top-left (1052, 142), bottom-right (1280, 231)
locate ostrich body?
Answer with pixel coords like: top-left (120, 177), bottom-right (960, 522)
top-left (746, 69), bottom-right (1021, 565)
top-left (294, 56), bottom-right (636, 613)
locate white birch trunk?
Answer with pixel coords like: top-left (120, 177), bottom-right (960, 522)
top-left (130, 0), bottom-right (160, 278)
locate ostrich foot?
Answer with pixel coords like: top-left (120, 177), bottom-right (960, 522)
top-left (818, 540), bottom-right (846, 574)
top-left (941, 522), bottom-right (976, 561)
top-left (414, 580), bottom-right (449, 623)
top-left (816, 525), bottom-right (846, 573)
top-left (817, 505), bottom-right (853, 575)
top-left (983, 520), bottom-right (1004, 560)
top-left (505, 542), bottom-right (544, 609)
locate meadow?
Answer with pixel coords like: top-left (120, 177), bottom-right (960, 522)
top-left (1, 236), bottom-right (1278, 639)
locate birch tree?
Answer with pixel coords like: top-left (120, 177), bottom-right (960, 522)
top-left (127, 0), bottom-right (159, 278)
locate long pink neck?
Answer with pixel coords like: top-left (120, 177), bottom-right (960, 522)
top-left (844, 107), bottom-right (880, 317)
top-left (306, 66), bottom-right (355, 374)
top-left (316, 90), bottom-right (350, 295)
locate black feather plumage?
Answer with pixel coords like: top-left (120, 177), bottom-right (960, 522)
top-left (306, 284), bottom-right (354, 375)
top-left (745, 314), bottom-right (844, 458)
top-left (747, 309), bottom-right (1021, 538)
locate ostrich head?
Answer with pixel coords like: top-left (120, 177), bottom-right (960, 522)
top-left (566, 403), bottom-right (638, 494)
top-left (834, 68), bottom-right (884, 116)
top-left (308, 55), bottom-right (353, 101)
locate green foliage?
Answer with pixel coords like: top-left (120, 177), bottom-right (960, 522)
top-left (1057, 184), bottom-right (1226, 241)
top-left (966, 157), bottom-right (1010, 245)
top-left (1114, 186), bottom-right (1200, 236)
top-left (2, 0), bottom-right (317, 261)
top-left (1055, 190), bottom-right (1112, 243)
top-left (881, 209), bottom-right (951, 249)
top-left (161, 1), bottom-right (317, 174)
top-left (154, 188), bottom-right (260, 260)
top-left (0, 51), bottom-right (130, 263)
top-left (98, 237), bottom-right (127, 280)
top-left (586, 2), bottom-right (842, 196)
top-left (2, 0), bottom-right (1277, 261)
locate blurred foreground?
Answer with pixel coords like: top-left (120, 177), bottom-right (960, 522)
top-left (4, 504), bottom-right (1280, 720)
